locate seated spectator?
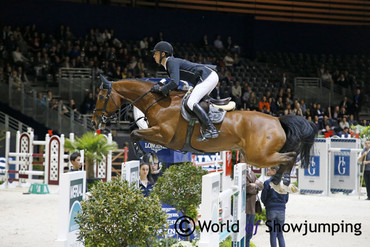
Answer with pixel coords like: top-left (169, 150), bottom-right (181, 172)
top-left (321, 124), bottom-right (336, 137)
top-left (339, 117), bottom-right (350, 130)
top-left (316, 103), bottom-right (325, 120)
top-left (233, 53), bottom-right (240, 66)
top-left (336, 73), bottom-right (347, 87)
top-left (59, 99), bottom-right (69, 115)
top-left (322, 115), bottom-right (332, 128)
top-left (360, 120), bottom-right (368, 126)
top-left (80, 92), bottom-right (95, 114)
top-left (284, 104), bottom-right (292, 115)
top-left (211, 82), bottom-right (226, 99)
top-left (224, 52), bottom-right (234, 67)
top-left (9, 70), bottom-right (21, 91)
top-left (258, 96), bottom-right (270, 112)
top-left (50, 98), bottom-right (58, 110)
top-left (300, 99), bottom-right (306, 114)
top-left (248, 92), bottom-right (258, 111)
top-left (304, 108), bottom-right (311, 119)
top-left (276, 97), bottom-right (285, 115)
top-left (226, 36), bottom-right (240, 53)
top-left (292, 102), bottom-right (303, 116)
top-left (200, 34), bottom-right (209, 47)
top-left (313, 115), bottom-right (321, 130)
top-left (338, 127), bottom-right (350, 138)
top-left (348, 114), bottom-right (358, 126)
top-left (280, 72), bottom-right (290, 89)
top-left (339, 96), bottom-right (350, 110)
top-left (269, 97), bottom-right (277, 115)
top-left (12, 46), bottom-right (28, 67)
top-left (69, 99), bottom-right (78, 113)
top-left (242, 85), bottom-right (252, 106)
top-left (214, 35), bottom-right (224, 49)
top-left (338, 106), bottom-right (348, 120)
top-left (37, 92), bottom-right (47, 106)
top-left (321, 69), bottom-right (333, 83)
top-left (231, 81), bottom-right (242, 108)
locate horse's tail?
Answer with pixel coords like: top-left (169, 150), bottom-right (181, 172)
top-left (279, 115), bottom-right (318, 169)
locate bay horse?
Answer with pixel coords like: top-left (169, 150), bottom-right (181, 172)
top-left (92, 77), bottom-right (317, 192)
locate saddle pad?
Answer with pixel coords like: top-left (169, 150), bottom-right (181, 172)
top-left (181, 97), bottom-right (226, 124)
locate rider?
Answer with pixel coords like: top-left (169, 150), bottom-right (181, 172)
top-left (151, 41), bottom-right (219, 139)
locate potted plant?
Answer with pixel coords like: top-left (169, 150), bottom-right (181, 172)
top-left (76, 178), bottom-right (167, 246)
top-left (152, 162), bottom-right (207, 242)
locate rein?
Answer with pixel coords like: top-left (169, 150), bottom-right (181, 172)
top-left (95, 85), bottom-right (165, 126)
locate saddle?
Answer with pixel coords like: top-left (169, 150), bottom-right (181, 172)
top-left (180, 91), bottom-right (236, 154)
top-left (180, 91), bottom-right (236, 124)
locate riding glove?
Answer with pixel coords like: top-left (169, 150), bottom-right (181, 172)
top-left (151, 81), bottom-right (178, 96)
top-left (150, 84), bottom-right (161, 93)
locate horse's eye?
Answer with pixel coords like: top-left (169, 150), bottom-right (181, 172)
top-left (99, 95), bottom-right (105, 100)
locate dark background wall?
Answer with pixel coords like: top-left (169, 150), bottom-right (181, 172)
top-left (1, 0), bottom-right (370, 55)
top-left (0, 0), bottom-right (252, 45)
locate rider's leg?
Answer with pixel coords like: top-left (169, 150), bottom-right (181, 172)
top-left (187, 71), bottom-right (219, 139)
top-left (193, 103), bottom-right (218, 138)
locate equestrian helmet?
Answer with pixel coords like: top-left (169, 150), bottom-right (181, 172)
top-left (152, 41), bottom-right (173, 56)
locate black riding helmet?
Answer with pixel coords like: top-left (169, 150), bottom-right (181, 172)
top-left (151, 41), bottom-right (173, 63)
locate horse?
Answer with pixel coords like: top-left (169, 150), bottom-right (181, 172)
top-left (92, 76), bottom-right (318, 192)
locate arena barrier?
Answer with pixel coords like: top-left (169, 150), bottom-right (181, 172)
top-left (298, 137), bottom-right (362, 196)
top-left (1, 129), bottom-right (113, 188)
top-left (193, 151), bottom-right (232, 174)
top-left (198, 159), bottom-right (246, 246)
top-left (56, 170), bottom-right (86, 247)
top-left (2, 129), bottom-right (69, 188)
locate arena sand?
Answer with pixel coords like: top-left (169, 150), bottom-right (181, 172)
top-left (0, 185), bottom-right (369, 247)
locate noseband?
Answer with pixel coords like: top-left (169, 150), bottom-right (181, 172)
top-left (93, 86), bottom-right (121, 125)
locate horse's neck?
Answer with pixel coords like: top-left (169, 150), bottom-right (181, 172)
top-left (114, 80), bottom-right (156, 112)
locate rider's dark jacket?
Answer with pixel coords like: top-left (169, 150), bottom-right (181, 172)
top-left (164, 56), bottom-right (217, 91)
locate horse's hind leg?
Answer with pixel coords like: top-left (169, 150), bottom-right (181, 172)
top-left (268, 152), bottom-right (298, 194)
top-left (270, 152), bottom-right (296, 185)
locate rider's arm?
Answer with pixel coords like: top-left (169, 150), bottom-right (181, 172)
top-left (160, 58), bottom-right (179, 95)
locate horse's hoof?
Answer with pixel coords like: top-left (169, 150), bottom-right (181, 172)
top-left (289, 184), bottom-right (300, 193)
top-left (281, 183), bottom-right (300, 194)
top-left (282, 177), bottom-right (291, 187)
top-left (270, 182), bottom-right (287, 194)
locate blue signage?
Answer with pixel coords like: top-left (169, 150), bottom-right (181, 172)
top-left (334, 155), bottom-right (350, 176)
top-left (305, 156), bottom-right (320, 177)
top-left (160, 203), bottom-right (196, 240)
top-left (139, 141), bottom-right (192, 163)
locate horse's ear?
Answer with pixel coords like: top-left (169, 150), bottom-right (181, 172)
top-left (100, 74), bottom-right (112, 89)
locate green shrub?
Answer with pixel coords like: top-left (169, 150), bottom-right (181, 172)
top-left (153, 162), bottom-right (207, 220)
top-left (255, 208), bottom-right (266, 224)
top-left (76, 177), bottom-right (167, 247)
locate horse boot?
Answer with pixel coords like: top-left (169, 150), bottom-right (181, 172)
top-left (193, 103), bottom-right (219, 140)
top-left (133, 141), bottom-right (146, 158)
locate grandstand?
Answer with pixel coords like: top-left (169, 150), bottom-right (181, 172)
top-left (0, 0), bottom-right (369, 142)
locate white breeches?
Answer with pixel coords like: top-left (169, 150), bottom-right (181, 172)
top-left (187, 70), bottom-right (219, 110)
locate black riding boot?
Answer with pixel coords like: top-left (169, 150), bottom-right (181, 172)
top-left (193, 103), bottom-right (219, 139)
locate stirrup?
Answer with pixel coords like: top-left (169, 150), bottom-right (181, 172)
top-left (197, 126), bottom-right (219, 141)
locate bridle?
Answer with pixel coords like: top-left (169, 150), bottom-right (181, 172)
top-left (94, 82), bottom-right (165, 128)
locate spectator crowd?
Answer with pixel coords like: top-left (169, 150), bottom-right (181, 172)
top-left (0, 24), bottom-right (368, 132)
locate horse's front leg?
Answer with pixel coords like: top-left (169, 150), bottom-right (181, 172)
top-left (130, 126), bottom-right (170, 157)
